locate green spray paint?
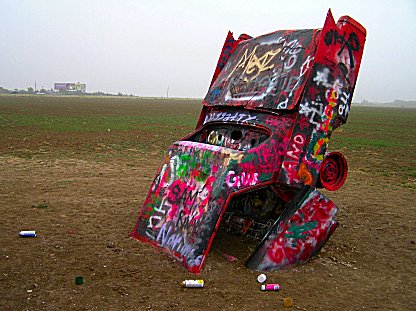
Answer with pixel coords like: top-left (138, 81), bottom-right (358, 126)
top-left (284, 220), bottom-right (318, 247)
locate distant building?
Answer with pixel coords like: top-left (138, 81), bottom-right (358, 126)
top-left (54, 82), bottom-right (86, 94)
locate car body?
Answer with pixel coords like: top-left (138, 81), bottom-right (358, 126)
top-left (132, 10), bottom-right (366, 272)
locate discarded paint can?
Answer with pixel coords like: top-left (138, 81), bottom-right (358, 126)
top-left (182, 280), bottom-right (204, 288)
top-left (75, 276), bottom-right (84, 285)
top-left (19, 231), bottom-right (36, 237)
top-left (257, 273), bottom-right (267, 283)
top-left (261, 284), bottom-right (280, 291)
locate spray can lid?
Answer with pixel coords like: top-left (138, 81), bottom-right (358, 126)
top-left (257, 274), bottom-right (267, 283)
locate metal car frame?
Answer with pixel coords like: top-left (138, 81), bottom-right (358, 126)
top-left (132, 10), bottom-right (366, 272)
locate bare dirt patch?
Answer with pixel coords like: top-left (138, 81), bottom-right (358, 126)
top-left (0, 97), bottom-right (415, 310)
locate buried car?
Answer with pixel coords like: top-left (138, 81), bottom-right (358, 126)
top-left (132, 10), bottom-right (366, 272)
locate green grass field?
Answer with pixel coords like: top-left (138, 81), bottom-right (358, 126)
top-left (0, 95), bottom-right (199, 132)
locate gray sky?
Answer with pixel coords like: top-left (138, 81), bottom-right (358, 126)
top-left (1, 0), bottom-right (415, 102)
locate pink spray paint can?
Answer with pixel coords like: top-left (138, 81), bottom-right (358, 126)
top-left (261, 284), bottom-right (280, 291)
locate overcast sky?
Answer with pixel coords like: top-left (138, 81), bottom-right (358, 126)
top-left (1, 0), bottom-right (415, 102)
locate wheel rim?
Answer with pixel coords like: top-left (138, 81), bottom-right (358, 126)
top-left (320, 152), bottom-right (348, 191)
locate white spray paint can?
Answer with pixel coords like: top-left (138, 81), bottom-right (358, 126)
top-left (19, 230), bottom-right (36, 237)
top-left (182, 280), bottom-right (204, 288)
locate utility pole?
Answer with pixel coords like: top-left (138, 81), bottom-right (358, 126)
top-left (35, 81), bottom-right (37, 92)
top-left (167, 86), bottom-right (169, 98)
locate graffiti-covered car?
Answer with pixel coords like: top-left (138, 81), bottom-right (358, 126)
top-left (132, 10), bottom-right (366, 273)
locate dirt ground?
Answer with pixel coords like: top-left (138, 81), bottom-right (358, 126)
top-left (0, 98), bottom-right (415, 310)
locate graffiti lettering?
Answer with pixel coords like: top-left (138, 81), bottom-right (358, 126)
top-left (299, 99), bottom-right (324, 129)
top-left (287, 134), bottom-right (305, 161)
top-left (276, 37), bottom-right (303, 70)
top-left (204, 111), bottom-right (257, 124)
top-left (338, 91), bottom-right (351, 117)
top-left (206, 30), bottom-right (318, 109)
top-left (277, 36), bottom-right (303, 55)
top-left (321, 89), bottom-right (338, 133)
top-left (178, 141), bottom-right (222, 153)
top-left (324, 30), bottom-right (360, 69)
top-left (229, 75), bottom-right (270, 97)
top-left (156, 222), bottom-right (195, 259)
top-left (229, 45), bottom-right (282, 80)
top-left (204, 126), bottom-right (268, 151)
top-left (166, 180), bottom-right (187, 204)
top-left (226, 170), bottom-right (259, 188)
top-left (300, 55), bottom-right (314, 77)
top-left (281, 134), bottom-right (307, 183)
